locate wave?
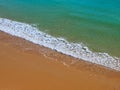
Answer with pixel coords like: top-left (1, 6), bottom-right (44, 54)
top-left (0, 18), bottom-right (120, 71)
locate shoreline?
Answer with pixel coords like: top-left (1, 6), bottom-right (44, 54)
top-left (0, 18), bottom-right (120, 71)
top-left (0, 31), bottom-right (120, 90)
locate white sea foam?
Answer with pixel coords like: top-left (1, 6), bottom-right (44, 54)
top-left (0, 18), bottom-right (120, 71)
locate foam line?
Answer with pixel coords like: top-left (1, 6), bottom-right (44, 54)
top-left (0, 18), bottom-right (120, 71)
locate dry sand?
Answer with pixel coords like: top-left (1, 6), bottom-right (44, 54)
top-left (0, 31), bottom-right (120, 90)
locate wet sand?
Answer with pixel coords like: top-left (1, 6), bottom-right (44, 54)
top-left (0, 31), bottom-right (120, 90)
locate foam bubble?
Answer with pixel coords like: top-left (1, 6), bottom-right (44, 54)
top-left (0, 18), bottom-right (120, 71)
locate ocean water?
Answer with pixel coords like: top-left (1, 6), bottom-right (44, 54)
top-left (0, 0), bottom-right (120, 70)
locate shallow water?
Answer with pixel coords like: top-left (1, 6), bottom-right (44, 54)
top-left (0, 0), bottom-right (120, 57)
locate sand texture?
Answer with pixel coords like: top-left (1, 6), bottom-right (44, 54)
top-left (0, 31), bottom-right (120, 90)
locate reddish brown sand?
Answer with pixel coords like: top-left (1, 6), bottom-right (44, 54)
top-left (0, 31), bottom-right (120, 90)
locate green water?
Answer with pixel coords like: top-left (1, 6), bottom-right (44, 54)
top-left (0, 0), bottom-right (120, 57)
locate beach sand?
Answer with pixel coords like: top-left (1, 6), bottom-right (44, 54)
top-left (0, 31), bottom-right (120, 90)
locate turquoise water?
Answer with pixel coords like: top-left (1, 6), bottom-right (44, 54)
top-left (0, 0), bottom-right (120, 57)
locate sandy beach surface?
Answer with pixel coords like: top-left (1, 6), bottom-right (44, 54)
top-left (0, 31), bottom-right (120, 90)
